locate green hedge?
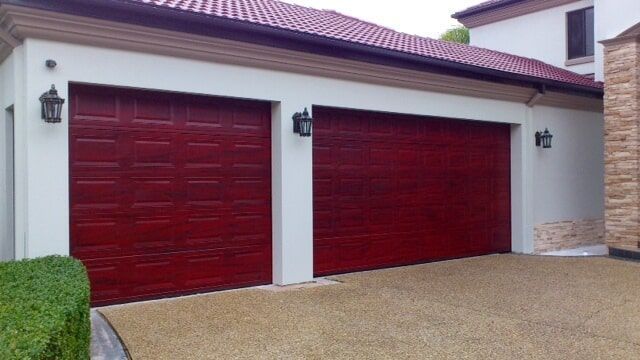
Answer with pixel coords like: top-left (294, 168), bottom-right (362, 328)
top-left (0, 256), bottom-right (91, 360)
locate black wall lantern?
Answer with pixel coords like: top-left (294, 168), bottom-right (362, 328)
top-left (39, 85), bottom-right (65, 123)
top-left (535, 128), bottom-right (553, 149)
top-left (292, 107), bottom-right (313, 137)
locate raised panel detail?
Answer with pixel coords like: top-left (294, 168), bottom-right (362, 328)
top-left (70, 84), bottom-right (272, 305)
top-left (313, 107), bottom-right (511, 276)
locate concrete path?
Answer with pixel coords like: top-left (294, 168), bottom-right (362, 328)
top-left (91, 310), bottom-right (129, 360)
top-left (540, 244), bottom-right (608, 257)
top-left (101, 254), bottom-right (640, 359)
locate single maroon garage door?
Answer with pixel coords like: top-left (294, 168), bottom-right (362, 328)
top-left (69, 85), bottom-right (272, 305)
top-left (313, 107), bottom-right (511, 276)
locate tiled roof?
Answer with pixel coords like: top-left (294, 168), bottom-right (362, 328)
top-left (452, 0), bottom-right (523, 18)
top-left (125, 0), bottom-right (601, 89)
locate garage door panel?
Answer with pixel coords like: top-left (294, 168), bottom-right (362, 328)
top-left (396, 120), bottom-right (421, 139)
top-left (337, 114), bottom-right (365, 134)
top-left (70, 85), bottom-right (272, 305)
top-left (336, 145), bottom-right (365, 166)
top-left (231, 139), bottom-right (271, 167)
top-left (184, 100), bottom-right (223, 130)
top-left (131, 177), bottom-right (178, 208)
top-left (314, 107), bottom-right (510, 276)
top-left (82, 258), bottom-right (127, 302)
top-left (491, 226), bottom-right (512, 251)
top-left (369, 177), bottom-right (393, 196)
top-left (185, 178), bottom-right (224, 208)
top-left (229, 106), bottom-right (271, 135)
top-left (131, 138), bottom-right (177, 169)
top-left (129, 254), bottom-right (178, 295)
top-left (71, 216), bottom-right (126, 258)
top-left (70, 129), bottom-right (122, 169)
top-left (131, 96), bottom-right (177, 127)
top-left (182, 251), bottom-right (226, 288)
top-left (228, 177), bottom-right (270, 201)
top-left (369, 206), bottom-right (395, 227)
top-left (226, 246), bottom-right (272, 283)
top-left (71, 177), bottom-right (124, 212)
top-left (183, 136), bottom-right (224, 169)
top-left (313, 209), bottom-right (334, 235)
top-left (337, 207), bottom-right (367, 230)
top-left (130, 215), bottom-right (179, 252)
top-left (399, 233), bottom-right (426, 263)
top-left (337, 177), bottom-right (365, 197)
top-left (493, 193), bottom-right (511, 220)
top-left (71, 89), bottom-right (120, 125)
top-left (369, 147), bottom-right (396, 166)
top-left (183, 214), bottom-right (226, 249)
top-left (313, 177), bottom-right (333, 198)
top-left (369, 116), bottom-right (395, 137)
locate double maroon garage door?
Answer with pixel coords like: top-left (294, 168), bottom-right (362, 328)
top-left (69, 85), bottom-right (272, 305)
top-left (313, 107), bottom-right (511, 276)
top-left (70, 85), bottom-right (510, 304)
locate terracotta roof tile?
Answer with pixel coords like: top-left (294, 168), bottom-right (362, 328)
top-left (125, 0), bottom-right (601, 89)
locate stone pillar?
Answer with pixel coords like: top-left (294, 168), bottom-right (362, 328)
top-left (603, 37), bottom-right (640, 248)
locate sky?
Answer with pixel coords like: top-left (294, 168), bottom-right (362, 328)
top-left (282, 0), bottom-right (482, 39)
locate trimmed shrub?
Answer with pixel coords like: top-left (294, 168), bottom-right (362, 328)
top-left (0, 256), bottom-right (91, 359)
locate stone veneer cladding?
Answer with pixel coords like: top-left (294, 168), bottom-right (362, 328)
top-left (603, 38), bottom-right (640, 248)
top-left (534, 219), bottom-right (605, 254)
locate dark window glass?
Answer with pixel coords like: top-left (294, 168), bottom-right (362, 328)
top-left (567, 7), bottom-right (595, 59)
top-left (585, 8), bottom-right (594, 56)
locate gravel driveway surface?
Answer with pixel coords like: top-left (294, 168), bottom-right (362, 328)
top-left (101, 254), bottom-right (640, 359)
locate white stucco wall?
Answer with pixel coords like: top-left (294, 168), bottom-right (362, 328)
top-left (0, 53), bottom-right (16, 261)
top-left (16, 38), bottom-right (529, 276)
top-left (12, 36), bottom-right (603, 280)
top-left (470, 0), bottom-right (595, 75)
top-left (532, 106), bottom-right (604, 224)
top-left (593, 0), bottom-right (640, 81)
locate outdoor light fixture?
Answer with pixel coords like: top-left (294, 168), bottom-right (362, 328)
top-left (535, 128), bottom-right (553, 149)
top-left (292, 107), bottom-right (313, 137)
top-left (39, 85), bottom-right (65, 123)
top-left (45, 59), bottom-right (57, 69)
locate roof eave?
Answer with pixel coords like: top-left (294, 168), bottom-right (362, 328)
top-left (452, 0), bottom-right (525, 19)
top-left (4, 0), bottom-right (603, 98)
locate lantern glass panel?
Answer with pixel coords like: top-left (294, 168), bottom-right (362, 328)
top-left (300, 118), bottom-right (312, 137)
top-left (542, 129), bottom-right (552, 148)
top-left (40, 85), bottom-right (65, 123)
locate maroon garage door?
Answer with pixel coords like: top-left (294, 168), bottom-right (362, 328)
top-left (69, 85), bottom-right (272, 305)
top-left (313, 107), bottom-right (511, 276)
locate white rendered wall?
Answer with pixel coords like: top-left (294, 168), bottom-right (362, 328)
top-left (0, 53), bottom-right (16, 261)
top-left (470, 0), bottom-right (595, 75)
top-left (15, 37), bottom-right (605, 280)
top-left (593, 0), bottom-right (640, 81)
top-left (532, 105), bottom-right (604, 224)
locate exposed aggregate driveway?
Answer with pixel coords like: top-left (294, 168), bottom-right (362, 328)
top-left (101, 254), bottom-right (640, 359)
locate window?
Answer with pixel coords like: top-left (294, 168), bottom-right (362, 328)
top-left (567, 7), bottom-right (594, 60)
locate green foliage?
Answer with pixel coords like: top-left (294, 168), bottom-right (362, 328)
top-left (0, 256), bottom-right (91, 360)
top-left (440, 26), bottom-right (470, 45)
